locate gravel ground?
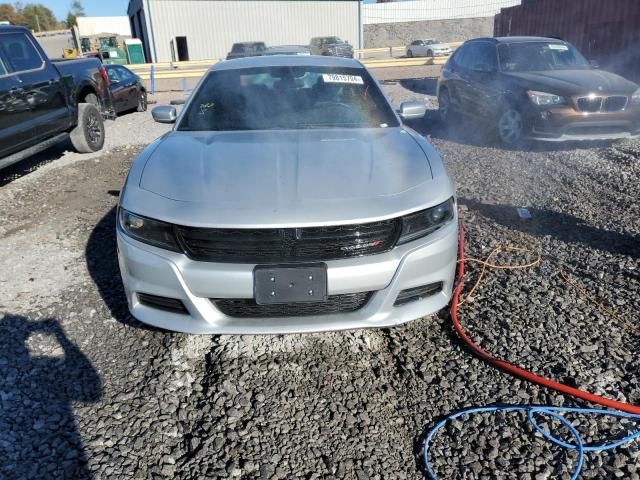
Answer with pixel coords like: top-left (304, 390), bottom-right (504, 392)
top-left (0, 68), bottom-right (638, 480)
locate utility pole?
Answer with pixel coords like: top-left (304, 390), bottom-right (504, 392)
top-left (35, 14), bottom-right (41, 32)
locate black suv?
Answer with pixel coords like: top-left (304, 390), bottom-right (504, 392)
top-left (437, 36), bottom-right (640, 144)
top-left (226, 42), bottom-right (266, 60)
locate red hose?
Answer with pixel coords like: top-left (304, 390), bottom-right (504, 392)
top-left (452, 221), bottom-right (640, 415)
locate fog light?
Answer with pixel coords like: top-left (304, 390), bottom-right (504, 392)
top-left (394, 283), bottom-right (443, 307)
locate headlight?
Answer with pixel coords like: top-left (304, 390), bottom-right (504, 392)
top-left (398, 198), bottom-right (455, 245)
top-left (527, 90), bottom-right (567, 106)
top-left (118, 208), bottom-right (180, 252)
top-left (632, 88), bottom-right (640, 104)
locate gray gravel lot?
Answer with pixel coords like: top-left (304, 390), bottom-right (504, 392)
top-left (0, 67), bottom-right (639, 479)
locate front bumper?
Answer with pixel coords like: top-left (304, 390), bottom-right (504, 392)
top-left (527, 103), bottom-right (640, 141)
top-left (116, 219), bottom-right (458, 334)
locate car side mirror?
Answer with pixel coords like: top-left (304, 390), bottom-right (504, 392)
top-left (152, 105), bottom-right (177, 123)
top-left (472, 63), bottom-right (496, 73)
top-left (398, 101), bottom-right (426, 121)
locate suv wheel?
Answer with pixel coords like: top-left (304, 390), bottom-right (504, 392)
top-left (407, 49), bottom-right (413, 58)
top-left (70, 103), bottom-right (105, 153)
top-left (497, 108), bottom-right (525, 145)
top-left (427, 50), bottom-right (434, 57)
top-left (438, 88), bottom-right (452, 123)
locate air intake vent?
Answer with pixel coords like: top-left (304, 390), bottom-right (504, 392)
top-left (213, 292), bottom-right (373, 318)
top-left (137, 293), bottom-right (188, 314)
top-left (394, 283), bottom-right (443, 307)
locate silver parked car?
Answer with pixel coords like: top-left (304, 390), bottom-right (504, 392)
top-left (407, 39), bottom-right (452, 58)
top-left (117, 55), bottom-right (458, 334)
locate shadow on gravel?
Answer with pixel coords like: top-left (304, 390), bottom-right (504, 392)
top-left (380, 77), bottom-right (438, 97)
top-left (86, 206), bottom-right (155, 330)
top-left (460, 198), bottom-right (640, 258)
top-left (0, 142), bottom-right (70, 187)
top-left (0, 315), bottom-right (101, 479)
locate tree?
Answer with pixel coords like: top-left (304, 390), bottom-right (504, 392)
top-left (21, 3), bottom-right (58, 31)
top-left (66, 0), bottom-right (84, 28)
top-left (0, 3), bottom-right (26, 25)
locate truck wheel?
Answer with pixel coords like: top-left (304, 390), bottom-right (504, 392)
top-left (70, 103), bottom-right (105, 153)
top-left (137, 90), bottom-right (148, 112)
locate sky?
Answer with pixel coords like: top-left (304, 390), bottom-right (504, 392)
top-left (44, 0), bottom-right (131, 20)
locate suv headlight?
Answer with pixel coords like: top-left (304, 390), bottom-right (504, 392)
top-left (632, 88), bottom-right (640, 104)
top-left (118, 208), bottom-right (180, 252)
top-left (527, 90), bottom-right (567, 106)
top-left (398, 198), bottom-right (455, 245)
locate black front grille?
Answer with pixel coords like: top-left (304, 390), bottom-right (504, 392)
top-left (603, 95), bottom-right (628, 112)
top-left (213, 292), bottom-right (373, 318)
top-left (176, 220), bottom-right (400, 263)
top-left (576, 97), bottom-right (602, 112)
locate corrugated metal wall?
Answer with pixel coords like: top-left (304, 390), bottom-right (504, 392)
top-left (494, 0), bottom-right (640, 81)
top-left (139, 0), bottom-right (360, 62)
top-left (363, 0), bottom-right (519, 25)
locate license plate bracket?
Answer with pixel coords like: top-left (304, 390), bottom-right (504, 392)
top-left (254, 263), bottom-right (327, 305)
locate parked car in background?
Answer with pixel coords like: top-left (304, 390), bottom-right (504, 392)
top-left (104, 65), bottom-right (147, 114)
top-left (406, 39), bottom-right (451, 58)
top-left (226, 42), bottom-right (266, 60)
top-left (0, 25), bottom-right (111, 170)
top-left (309, 37), bottom-right (353, 58)
top-left (437, 36), bottom-right (640, 144)
top-left (264, 45), bottom-right (311, 56)
top-left (118, 55), bottom-right (457, 334)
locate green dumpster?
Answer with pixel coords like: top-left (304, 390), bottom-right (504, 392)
top-left (125, 39), bottom-right (146, 64)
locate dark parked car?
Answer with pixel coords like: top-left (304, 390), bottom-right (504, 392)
top-left (226, 42), bottom-right (266, 60)
top-left (437, 36), bottom-right (640, 144)
top-left (309, 37), bottom-right (353, 58)
top-left (0, 25), bottom-right (113, 170)
top-left (104, 64), bottom-right (147, 114)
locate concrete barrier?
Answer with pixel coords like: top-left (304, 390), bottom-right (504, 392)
top-left (134, 41), bottom-right (458, 88)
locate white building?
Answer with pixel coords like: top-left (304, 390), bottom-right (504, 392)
top-left (128, 0), bottom-right (361, 63)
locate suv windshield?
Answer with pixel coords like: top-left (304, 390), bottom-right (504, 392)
top-left (498, 41), bottom-right (590, 72)
top-left (324, 37), bottom-right (343, 44)
top-left (178, 66), bottom-right (399, 131)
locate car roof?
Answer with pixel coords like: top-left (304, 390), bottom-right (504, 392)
top-left (0, 25), bottom-right (30, 33)
top-left (213, 54), bottom-right (362, 71)
top-left (233, 41), bottom-right (264, 46)
top-left (466, 36), bottom-right (566, 44)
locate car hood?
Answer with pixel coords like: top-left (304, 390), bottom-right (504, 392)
top-left (126, 128), bottom-right (452, 228)
top-left (503, 69), bottom-right (638, 96)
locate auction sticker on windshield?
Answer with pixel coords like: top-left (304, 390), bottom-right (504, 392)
top-left (548, 44), bottom-right (569, 50)
top-left (322, 73), bottom-right (364, 84)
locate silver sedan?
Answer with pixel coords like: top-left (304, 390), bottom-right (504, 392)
top-left (407, 39), bottom-right (452, 58)
top-left (117, 55), bottom-right (458, 334)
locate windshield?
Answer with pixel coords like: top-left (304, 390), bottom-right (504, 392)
top-left (498, 42), bottom-right (591, 72)
top-left (178, 66), bottom-right (399, 131)
top-left (324, 37), bottom-right (343, 44)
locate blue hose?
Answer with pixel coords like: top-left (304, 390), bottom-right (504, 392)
top-left (423, 406), bottom-right (640, 479)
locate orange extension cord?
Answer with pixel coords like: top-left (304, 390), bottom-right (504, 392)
top-left (451, 220), bottom-right (640, 415)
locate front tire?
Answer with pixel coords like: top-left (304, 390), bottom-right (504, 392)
top-left (427, 50), bottom-right (434, 57)
top-left (407, 49), bottom-right (413, 58)
top-left (70, 103), bottom-right (105, 153)
top-left (137, 90), bottom-right (148, 112)
top-left (497, 108), bottom-right (525, 145)
top-left (438, 88), bottom-right (452, 124)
